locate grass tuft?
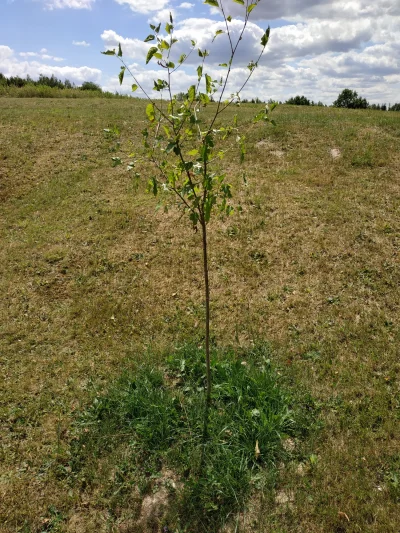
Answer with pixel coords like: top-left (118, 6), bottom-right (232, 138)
top-left (70, 344), bottom-right (316, 531)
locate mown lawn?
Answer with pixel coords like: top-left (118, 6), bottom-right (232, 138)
top-left (0, 98), bottom-right (399, 532)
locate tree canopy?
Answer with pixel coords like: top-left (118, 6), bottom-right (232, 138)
top-left (333, 89), bottom-right (368, 109)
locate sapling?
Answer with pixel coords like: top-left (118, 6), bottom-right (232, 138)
top-left (102, 0), bottom-right (275, 402)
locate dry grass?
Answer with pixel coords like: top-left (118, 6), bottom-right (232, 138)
top-left (0, 98), bottom-right (399, 532)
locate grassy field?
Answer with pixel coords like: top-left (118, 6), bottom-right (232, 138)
top-left (0, 98), bottom-right (399, 532)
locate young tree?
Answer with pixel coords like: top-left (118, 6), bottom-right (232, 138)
top-left (103, 0), bottom-right (275, 402)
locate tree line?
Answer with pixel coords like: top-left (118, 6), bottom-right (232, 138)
top-left (1, 74), bottom-right (399, 110)
top-left (286, 89), bottom-right (400, 111)
top-left (0, 72), bottom-right (102, 91)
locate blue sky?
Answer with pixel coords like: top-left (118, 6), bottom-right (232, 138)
top-left (1, 0), bottom-right (399, 104)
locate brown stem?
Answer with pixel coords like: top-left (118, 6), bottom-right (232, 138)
top-left (200, 215), bottom-right (211, 403)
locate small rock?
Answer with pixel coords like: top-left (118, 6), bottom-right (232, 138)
top-left (271, 150), bottom-right (284, 158)
top-left (330, 148), bottom-right (341, 159)
top-left (275, 490), bottom-right (294, 505)
top-left (139, 489), bottom-right (169, 527)
top-left (296, 463), bottom-right (306, 476)
top-left (283, 438), bottom-right (296, 452)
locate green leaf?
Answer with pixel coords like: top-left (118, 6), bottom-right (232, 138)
top-left (189, 211), bottom-right (199, 228)
top-left (118, 43), bottom-right (123, 57)
top-left (188, 85), bottom-right (196, 101)
top-left (204, 194), bottom-right (216, 223)
top-left (191, 39), bottom-right (196, 47)
top-left (253, 110), bottom-right (265, 123)
top-left (165, 23), bottom-right (173, 35)
top-left (219, 63), bottom-right (228, 67)
top-left (178, 53), bottom-right (186, 64)
top-left (227, 15), bottom-right (232, 21)
top-left (205, 73), bottom-right (212, 93)
top-left (118, 67), bottom-right (125, 85)
top-left (146, 46), bottom-right (158, 64)
top-left (150, 177), bottom-right (158, 196)
top-left (144, 34), bottom-right (155, 42)
top-left (155, 23), bottom-right (161, 33)
top-left (111, 157), bottom-right (122, 167)
top-left (165, 142), bottom-right (176, 154)
top-left (160, 40), bottom-right (170, 50)
top-left (233, 0), bottom-right (244, 4)
top-left (131, 84), bottom-right (138, 92)
top-left (154, 52), bottom-right (163, 59)
top-left (146, 103), bottom-right (155, 122)
top-left (101, 49), bottom-right (116, 55)
top-left (261, 27), bottom-right (270, 47)
top-left (197, 65), bottom-right (203, 80)
top-left (167, 61), bottom-right (175, 68)
top-left (204, 0), bottom-right (219, 6)
top-left (170, 11), bottom-right (173, 23)
top-left (199, 92), bottom-right (210, 105)
top-left (212, 29), bottom-right (224, 41)
top-left (247, 2), bottom-right (256, 13)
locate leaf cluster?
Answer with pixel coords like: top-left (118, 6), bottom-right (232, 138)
top-left (102, 1), bottom-right (275, 230)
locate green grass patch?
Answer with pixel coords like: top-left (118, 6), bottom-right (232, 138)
top-left (69, 344), bottom-right (317, 531)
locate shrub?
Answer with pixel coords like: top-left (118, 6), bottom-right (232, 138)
top-left (80, 81), bottom-right (102, 91)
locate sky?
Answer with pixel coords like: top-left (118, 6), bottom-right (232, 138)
top-left (0, 0), bottom-right (399, 104)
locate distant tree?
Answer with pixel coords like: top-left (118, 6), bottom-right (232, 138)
top-left (333, 89), bottom-right (368, 109)
top-left (175, 91), bottom-right (187, 101)
top-left (0, 73), bottom-right (6, 86)
top-left (286, 95), bottom-right (311, 106)
top-left (38, 74), bottom-right (65, 88)
top-left (7, 76), bottom-right (27, 88)
top-left (389, 103), bottom-right (400, 111)
top-left (80, 81), bottom-right (102, 91)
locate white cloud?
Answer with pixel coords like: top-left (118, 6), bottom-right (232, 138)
top-left (46, 0), bottom-right (94, 9)
top-left (102, 61), bottom-right (196, 96)
top-left (214, 0), bottom-right (399, 21)
top-left (19, 51), bottom-right (65, 62)
top-left (113, 0), bottom-right (169, 14)
top-left (0, 46), bottom-right (101, 85)
top-left (178, 2), bottom-right (194, 8)
top-left (73, 40), bottom-right (91, 47)
top-left (19, 52), bottom-right (39, 57)
top-left (100, 0), bottom-right (400, 106)
top-left (263, 19), bottom-right (375, 64)
top-left (101, 29), bottom-right (150, 60)
top-left (148, 8), bottom-right (176, 24)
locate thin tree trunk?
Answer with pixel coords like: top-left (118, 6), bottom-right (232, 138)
top-left (200, 217), bottom-right (211, 403)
